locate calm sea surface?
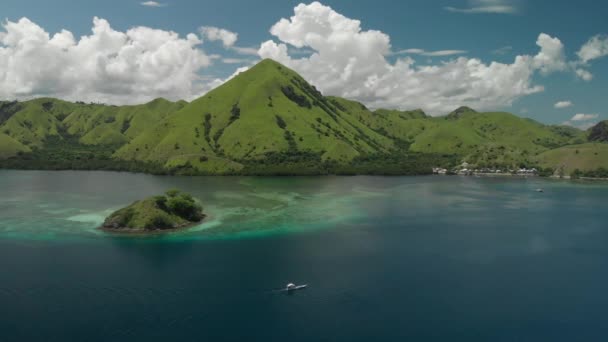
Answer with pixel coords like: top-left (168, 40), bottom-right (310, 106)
top-left (1, 170), bottom-right (607, 341)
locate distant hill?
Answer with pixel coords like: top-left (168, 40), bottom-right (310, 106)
top-left (0, 58), bottom-right (603, 176)
top-left (535, 143), bottom-right (608, 176)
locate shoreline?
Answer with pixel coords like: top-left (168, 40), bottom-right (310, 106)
top-left (2, 168), bottom-right (608, 182)
top-left (99, 216), bottom-right (207, 235)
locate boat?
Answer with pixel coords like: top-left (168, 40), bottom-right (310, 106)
top-left (285, 283), bottom-right (308, 291)
top-left (536, 188), bottom-right (544, 193)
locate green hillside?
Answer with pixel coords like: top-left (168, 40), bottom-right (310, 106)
top-left (115, 59), bottom-right (395, 172)
top-left (0, 97), bottom-right (186, 148)
top-left (535, 143), bottom-right (608, 175)
top-left (0, 132), bottom-right (30, 159)
top-left (410, 111), bottom-right (586, 167)
top-left (0, 58), bottom-right (605, 176)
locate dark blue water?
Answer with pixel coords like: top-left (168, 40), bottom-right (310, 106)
top-left (1, 171), bottom-right (608, 341)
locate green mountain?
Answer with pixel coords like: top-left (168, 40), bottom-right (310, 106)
top-left (115, 59), bottom-right (395, 173)
top-left (0, 58), bottom-right (605, 176)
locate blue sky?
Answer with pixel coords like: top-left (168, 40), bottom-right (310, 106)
top-left (0, 0), bottom-right (606, 126)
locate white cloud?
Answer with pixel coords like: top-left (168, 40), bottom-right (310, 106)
top-left (533, 33), bottom-right (567, 74)
top-left (222, 58), bottom-right (254, 64)
top-left (554, 101), bottom-right (573, 109)
top-left (444, 0), bottom-right (517, 14)
top-left (577, 35), bottom-right (608, 63)
top-left (571, 113), bottom-right (598, 121)
top-left (0, 17), bottom-right (212, 104)
top-left (140, 1), bottom-right (166, 7)
top-left (198, 26), bottom-right (258, 56)
top-left (575, 68), bottom-right (593, 81)
top-left (392, 49), bottom-right (467, 57)
top-left (257, 2), bottom-right (580, 115)
top-left (569, 35), bottom-right (608, 81)
top-left (563, 113), bottom-right (600, 129)
top-left (199, 26), bottom-right (238, 48)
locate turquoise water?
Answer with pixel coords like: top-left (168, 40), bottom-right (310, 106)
top-left (1, 170), bottom-right (608, 341)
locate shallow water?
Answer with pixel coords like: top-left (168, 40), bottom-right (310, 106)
top-left (1, 170), bottom-right (607, 341)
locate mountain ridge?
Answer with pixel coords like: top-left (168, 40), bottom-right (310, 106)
top-left (0, 58), bottom-right (604, 176)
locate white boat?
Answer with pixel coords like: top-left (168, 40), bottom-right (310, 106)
top-left (285, 283), bottom-right (308, 291)
top-left (536, 188), bottom-right (544, 193)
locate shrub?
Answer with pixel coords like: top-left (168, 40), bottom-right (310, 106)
top-left (165, 189), bottom-right (181, 198)
top-left (117, 208), bottom-right (135, 227)
top-left (167, 195), bottom-right (203, 221)
top-left (154, 195), bottom-right (168, 209)
top-left (281, 86), bottom-right (311, 108)
top-left (275, 115), bottom-right (287, 129)
top-left (229, 104), bottom-right (241, 124)
top-left (146, 212), bottom-right (174, 229)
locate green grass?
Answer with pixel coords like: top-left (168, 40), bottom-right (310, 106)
top-left (535, 143), bottom-right (608, 175)
top-left (409, 112), bottom-right (586, 167)
top-left (0, 132), bottom-right (30, 158)
top-left (0, 97), bottom-right (186, 148)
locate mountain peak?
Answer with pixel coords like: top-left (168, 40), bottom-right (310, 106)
top-left (245, 58), bottom-right (290, 75)
top-left (447, 106), bottom-right (477, 119)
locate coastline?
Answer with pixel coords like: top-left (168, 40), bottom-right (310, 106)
top-left (99, 217), bottom-right (206, 235)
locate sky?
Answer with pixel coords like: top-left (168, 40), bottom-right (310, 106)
top-left (0, 0), bottom-right (606, 127)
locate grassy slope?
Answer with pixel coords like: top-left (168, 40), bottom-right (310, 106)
top-left (0, 133), bottom-right (30, 158)
top-left (0, 98), bottom-right (65, 147)
top-left (115, 59), bottom-right (394, 173)
top-left (408, 111), bottom-right (586, 166)
top-left (105, 198), bottom-right (188, 229)
top-left (0, 98), bottom-right (187, 148)
top-left (66, 98), bottom-right (187, 145)
top-left (535, 143), bottom-right (608, 174)
top-left (330, 97), bottom-right (436, 142)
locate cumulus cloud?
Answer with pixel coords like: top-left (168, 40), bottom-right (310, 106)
top-left (198, 26), bottom-right (259, 57)
top-left (392, 49), bottom-right (467, 57)
top-left (257, 2), bottom-right (581, 115)
top-left (533, 33), bottom-right (567, 74)
top-left (568, 35), bottom-right (608, 81)
top-left (444, 0), bottom-right (517, 14)
top-left (0, 17), bottom-right (212, 104)
top-left (575, 68), bottom-right (593, 81)
top-left (199, 26), bottom-right (238, 48)
top-left (140, 1), bottom-right (167, 7)
top-left (577, 35), bottom-right (608, 63)
top-left (554, 101), bottom-right (573, 109)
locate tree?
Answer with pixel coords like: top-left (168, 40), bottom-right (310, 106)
top-left (167, 194), bottom-right (204, 221)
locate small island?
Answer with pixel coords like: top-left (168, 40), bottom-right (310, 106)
top-left (101, 189), bottom-right (205, 233)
